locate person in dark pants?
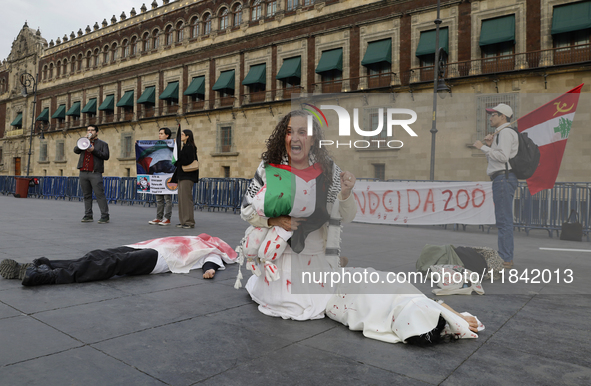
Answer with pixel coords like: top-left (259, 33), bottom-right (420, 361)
top-left (74, 125), bottom-right (110, 224)
top-left (0, 235), bottom-right (237, 286)
top-left (172, 129), bottom-right (199, 229)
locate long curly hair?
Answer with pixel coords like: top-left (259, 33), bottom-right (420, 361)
top-left (261, 110), bottom-right (333, 179)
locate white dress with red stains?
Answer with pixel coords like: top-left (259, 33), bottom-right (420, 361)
top-left (325, 267), bottom-right (482, 343)
top-left (245, 227), bottom-right (339, 320)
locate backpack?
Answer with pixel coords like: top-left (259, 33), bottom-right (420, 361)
top-left (496, 127), bottom-right (540, 180)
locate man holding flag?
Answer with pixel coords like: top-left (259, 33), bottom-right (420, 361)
top-left (473, 103), bottom-right (519, 269)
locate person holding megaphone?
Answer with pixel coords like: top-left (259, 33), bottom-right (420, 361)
top-left (74, 125), bottom-right (110, 224)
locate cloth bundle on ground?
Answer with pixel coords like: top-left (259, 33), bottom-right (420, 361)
top-left (127, 234), bottom-right (237, 273)
top-left (325, 268), bottom-right (484, 344)
top-left (416, 244), bottom-right (503, 281)
top-left (429, 265), bottom-right (485, 296)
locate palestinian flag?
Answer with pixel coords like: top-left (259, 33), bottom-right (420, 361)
top-left (517, 84), bottom-right (583, 195)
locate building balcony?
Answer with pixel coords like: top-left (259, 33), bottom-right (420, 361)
top-left (402, 43), bottom-right (591, 85)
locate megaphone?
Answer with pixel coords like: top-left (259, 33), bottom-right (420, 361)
top-left (77, 133), bottom-right (92, 150)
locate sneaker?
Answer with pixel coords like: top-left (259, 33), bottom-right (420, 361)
top-left (81, 216), bottom-right (93, 222)
top-left (182, 224), bottom-right (195, 229)
top-left (98, 216), bottom-right (110, 224)
top-left (0, 259), bottom-right (32, 280)
top-left (159, 219), bottom-right (171, 226)
top-left (148, 219), bottom-right (162, 225)
top-left (176, 224), bottom-right (183, 228)
top-left (22, 265), bottom-right (58, 286)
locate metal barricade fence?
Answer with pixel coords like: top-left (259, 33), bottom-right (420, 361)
top-left (103, 177), bottom-right (120, 204)
top-left (27, 176), bottom-right (43, 198)
top-left (66, 177), bottom-right (83, 201)
top-left (41, 177), bottom-right (68, 200)
top-left (1, 174), bottom-right (587, 238)
top-left (514, 182), bottom-right (590, 239)
top-left (119, 177), bottom-right (156, 206)
top-left (2, 176), bottom-right (15, 195)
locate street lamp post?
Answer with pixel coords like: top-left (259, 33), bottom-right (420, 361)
top-left (20, 72), bottom-right (39, 177)
top-left (429, 0), bottom-right (450, 181)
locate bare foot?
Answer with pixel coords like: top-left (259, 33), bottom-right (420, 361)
top-left (203, 269), bottom-right (216, 279)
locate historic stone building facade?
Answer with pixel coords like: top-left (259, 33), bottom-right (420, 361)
top-left (0, 0), bottom-right (590, 182)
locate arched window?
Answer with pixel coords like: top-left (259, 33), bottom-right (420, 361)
top-left (267, 0), bottom-right (277, 16)
top-left (43, 65), bottom-right (48, 80)
top-left (176, 21), bottom-right (184, 42)
top-left (86, 51), bottom-right (92, 68)
top-left (203, 13), bottom-right (211, 35)
top-left (191, 16), bottom-right (199, 38)
top-left (103, 45), bottom-right (110, 63)
top-left (143, 32), bottom-right (150, 51)
top-left (77, 53), bottom-right (83, 71)
top-left (63, 59), bottom-right (68, 74)
top-left (233, 4), bottom-right (242, 25)
top-left (111, 43), bottom-right (118, 61)
top-left (252, 0), bottom-right (262, 21)
top-left (130, 36), bottom-right (137, 55)
top-left (165, 25), bottom-right (173, 46)
top-left (94, 49), bottom-right (100, 66)
top-left (49, 63), bottom-right (54, 79)
top-left (152, 29), bottom-right (160, 49)
top-left (71, 56), bottom-right (76, 72)
top-left (220, 8), bottom-right (229, 30)
top-left (122, 39), bottom-right (129, 58)
top-left (56, 60), bottom-right (61, 77)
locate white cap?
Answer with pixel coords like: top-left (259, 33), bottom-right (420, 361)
top-left (486, 103), bottom-right (513, 118)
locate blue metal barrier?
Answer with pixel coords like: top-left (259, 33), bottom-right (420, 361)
top-left (27, 176), bottom-right (43, 198)
top-left (0, 174), bottom-right (588, 238)
top-left (3, 176), bottom-right (15, 195)
top-left (40, 177), bottom-right (68, 200)
top-left (119, 177), bottom-right (155, 206)
top-left (103, 177), bottom-right (120, 204)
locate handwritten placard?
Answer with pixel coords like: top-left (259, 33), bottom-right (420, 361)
top-left (352, 181), bottom-right (495, 225)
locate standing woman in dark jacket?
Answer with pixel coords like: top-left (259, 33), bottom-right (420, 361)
top-left (175, 129), bottom-right (199, 228)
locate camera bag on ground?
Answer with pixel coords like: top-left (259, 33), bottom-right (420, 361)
top-left (560, 209), bottom-right (583, 241)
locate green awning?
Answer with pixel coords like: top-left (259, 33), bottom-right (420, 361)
top-left (10, 112), bottom-right (23, 127)
top-left (81, 98), bottom-right (97, 114)
top-left (552, 1), bottom-right (591, 35)
top-left (242, 63), bottom-right (266, 85)
top-left (51, 104), bottom-right (66, 119)
top-left (212, 70), bottom-right (235, 91)
top-left (184, 76), bottom-right (206, 96)
top-left (479, 15), bottom-right (515, 46)
top-left (276, 57), bottom-right (301, 80)
top-left (66, 101), bottom-right (81, 117)
top-left (36, 107), bottom-right (50, 122)
top-left (159, 81), bottom-right (179, 101)
top-left (116, 90), bottom-right (135, 107)
top-left (416, 27), bottom-right (449, 57)
top-left (137, 86), bottom-right (156, 105)
top-left (361, 39), bottom-right (392, 66)
top-left (315, 48), bottom-right (343, 74)
top-left (98, 95), bottom-right (115, 111)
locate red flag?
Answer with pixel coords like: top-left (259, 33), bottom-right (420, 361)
top-left (516, 84), bottom-right (583, 195)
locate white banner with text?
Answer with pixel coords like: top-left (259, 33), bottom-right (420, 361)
top-left (352, 181), bottom-right (495, 225)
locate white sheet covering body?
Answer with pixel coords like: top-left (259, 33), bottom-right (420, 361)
top-left (126, 234), bottom-right (237, 273)
top-left (325, 268), bottom-right (480, 344)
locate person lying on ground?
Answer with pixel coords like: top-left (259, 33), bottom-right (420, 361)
top-left (0, 234), bottom-right (236, 286)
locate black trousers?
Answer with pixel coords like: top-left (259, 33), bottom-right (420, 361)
top-left (47, 247), bottom-right (158, 284)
